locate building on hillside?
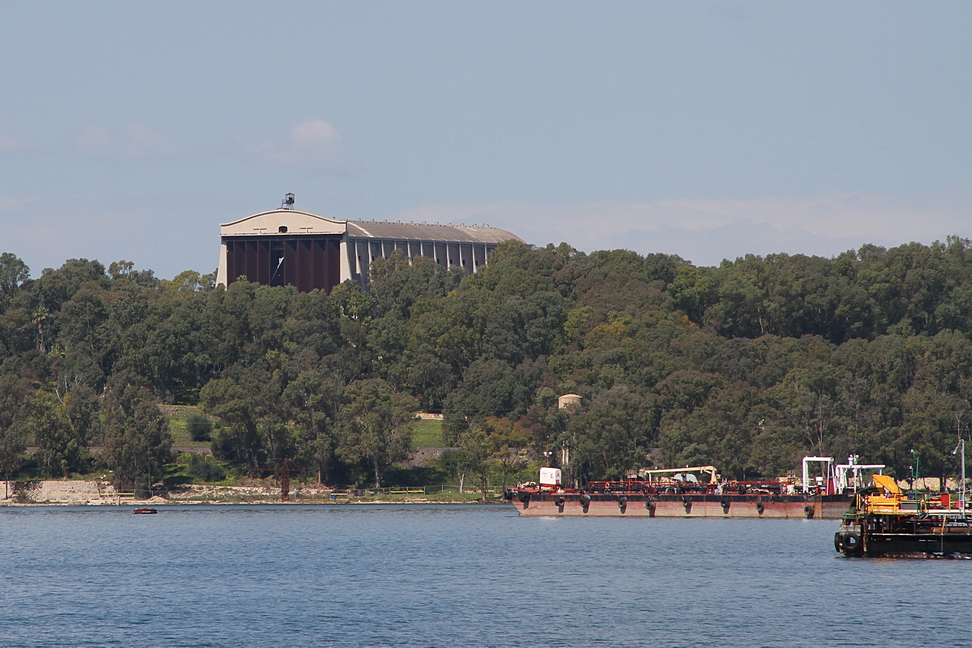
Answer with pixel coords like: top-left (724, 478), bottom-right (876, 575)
top-left (215, 194), bottom-right (522, 293)
top-left (558, 393), bottom-right (582, 410)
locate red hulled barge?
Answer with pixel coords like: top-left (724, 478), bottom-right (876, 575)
top-left (505, 457), bottom-right (883, 520)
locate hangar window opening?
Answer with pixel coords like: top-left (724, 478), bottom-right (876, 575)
top-left (270, 241), bottom-right (285, 287)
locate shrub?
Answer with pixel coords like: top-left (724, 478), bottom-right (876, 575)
top-left (186, 454), bottom-right (226, 483)
top-left (186, 413), bottom-right (213, 442)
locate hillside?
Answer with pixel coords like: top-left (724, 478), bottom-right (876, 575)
top-left (1, 238), bottom-right (971, 490)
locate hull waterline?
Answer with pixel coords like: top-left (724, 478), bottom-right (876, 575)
top-left (509, 492), bottom-right (848, 519)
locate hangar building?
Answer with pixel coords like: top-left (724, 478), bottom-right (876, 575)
top-left (216, 196), bottom-right (522, 293)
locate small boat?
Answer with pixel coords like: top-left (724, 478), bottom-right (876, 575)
top-left (133, 508), bottom-right (158, 515)
top-left (835, 474), bottom-right (972, 558)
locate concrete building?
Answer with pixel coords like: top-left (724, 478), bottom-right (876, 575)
top-left (216, 196), bottom-right (522, 293)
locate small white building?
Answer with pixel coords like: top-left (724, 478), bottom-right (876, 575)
top-left (216, 198), bottom-right (522, 293)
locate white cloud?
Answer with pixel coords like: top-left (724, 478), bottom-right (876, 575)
top-left (291, 119), bottom-right (337, 147)
top-left (641, 193), bottom-right (967, 242)
top-left (391, 191), bottom-right (972, 266)
top-left (261, 119), bottom-right (343, 168)
top-left (0, 195), bottom-right (33, 212)
top-left (0, 132), bottom-right (31, 152)
top-left (73, 123), bottom-right (185, 159)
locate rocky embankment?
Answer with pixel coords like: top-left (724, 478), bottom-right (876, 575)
top-left (0, 480), bottom-right (346, 505)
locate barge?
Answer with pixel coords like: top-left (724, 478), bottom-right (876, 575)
top-left (504, 456), bottom-right (883, 520)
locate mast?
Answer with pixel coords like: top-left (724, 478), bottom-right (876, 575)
top-left (953, 413), bottom-right (967, 512)
top-left (957, 439), bottom-right (967, 512)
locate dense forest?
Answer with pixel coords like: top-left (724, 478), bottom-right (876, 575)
top-left (1, 236), bottom-right (972, 492)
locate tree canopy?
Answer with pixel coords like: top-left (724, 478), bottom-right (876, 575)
top-left (2, 237), bottom-right (972, 489)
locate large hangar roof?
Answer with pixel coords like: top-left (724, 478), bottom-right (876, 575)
top-left (220, 209), bottom-right (346, 236)
top-left (220, 208), bottom-right (521, 244)
top-left (347, 219), bottom-right (521, 244)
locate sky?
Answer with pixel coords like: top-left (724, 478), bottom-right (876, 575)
top-left (1, 1), bottom-right (970, 280)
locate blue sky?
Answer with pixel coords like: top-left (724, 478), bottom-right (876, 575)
top-left (1, 1), bottom-right (970, 279)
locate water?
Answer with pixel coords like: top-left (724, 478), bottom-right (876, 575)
top-left (0, 504), bottom-right (969, 648)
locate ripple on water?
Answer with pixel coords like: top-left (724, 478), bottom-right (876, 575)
top-left (1, 505), bottom-right (969, 648)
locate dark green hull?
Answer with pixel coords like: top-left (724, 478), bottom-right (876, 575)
top-left (861, 532), bottom-right (972, 557)
top-left (836, 514), bottom-right (972, 557)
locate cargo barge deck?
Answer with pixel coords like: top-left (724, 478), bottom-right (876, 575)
top-left (505, 456), bottom-right (885, 520)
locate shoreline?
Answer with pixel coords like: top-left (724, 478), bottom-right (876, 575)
top-left (0, 480), bottom-right (504, 507)
top-left (0, 500), bottom-right (506, 507)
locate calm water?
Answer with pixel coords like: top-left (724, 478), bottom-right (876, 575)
top-left (0, 504), bottom-right (969, 648)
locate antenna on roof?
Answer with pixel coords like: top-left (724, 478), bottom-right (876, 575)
top-left (281, 193), bottom-right (295, 210)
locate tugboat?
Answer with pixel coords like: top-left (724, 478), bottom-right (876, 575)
top-left (835, 474), bottom-right (972, 558)
top-left (504, 456), bottom-right (884, 519)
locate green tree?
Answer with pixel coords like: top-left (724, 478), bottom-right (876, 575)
top-left (186, 412), bottom-right (213, 442)
top-left (455, 426), bottom-right (492, 500)
top-left (282, 370), bottom-right (342, 484)
top-left (101, 382), bottom-right (172, 492)
top-left (186, 453), bottom-right (226, 482)
top-left (200, 376), bottom-right (265, 474)
top-left (368, 251), bottom-right (460, 318)
top-left (480, 292), bottom-right (569, 365)
top-left (0, 375), bottom-right (30, 481)
top-left (329, 280), bottom-right (375, 322)
top-left (481, 416), bottom-right (531, 490)
top-left (439, 417), bottom-right (528, 500)
top-left (442, 358), bottom-right (541, 441)
top-left (28, 391), bottom-right (78, 477)
top-left (337, 379), bottom-right (416, 488)
top-left (160, 269), bottom-right (215, 298)
top-left (568, 385), bottom-right (653, 482)
top-left (668, 264), bottom-right (716, 324)
top-left (0, 252), bottom-right (30, 313)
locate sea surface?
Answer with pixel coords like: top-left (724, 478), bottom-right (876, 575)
top-left (0, 504), bottom-right (969, 648)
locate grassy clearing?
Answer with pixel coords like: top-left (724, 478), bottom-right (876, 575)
top-left (165, 452), bottom-right (237, 486)
top-left (164, 406), bottom-right (212, 447)
top-left (411, 418), bottom-right (445, 447)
